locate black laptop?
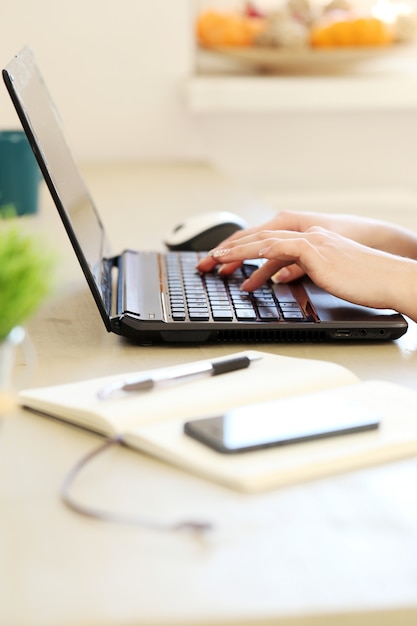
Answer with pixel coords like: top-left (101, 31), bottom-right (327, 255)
top-left (2, 48), bottom-right (408, 344)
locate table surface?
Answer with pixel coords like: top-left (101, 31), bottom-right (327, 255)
top-left (2, 162), bottom-right (417, 626)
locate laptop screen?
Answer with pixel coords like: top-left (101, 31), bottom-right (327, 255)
top-left (2, 48), bottom-right (112, 324)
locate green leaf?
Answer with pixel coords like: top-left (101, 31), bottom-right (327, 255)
top-left (0, 223), bottom-right (55, 341)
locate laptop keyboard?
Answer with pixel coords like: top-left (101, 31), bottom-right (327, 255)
top-left (165, 252), bottom-right (306, 323)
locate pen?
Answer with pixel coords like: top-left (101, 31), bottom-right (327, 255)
top-left (97, 353), bottom-right (261, 400)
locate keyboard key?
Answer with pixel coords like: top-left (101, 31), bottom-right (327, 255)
top-left (211, 308), bottom-right (234, 321)
top-left (235, 309), bottom-right (257, 321)
top-left (189, 311), bottom-right (210, 321)
top-left (258, 306), bottom-right (280, 320)
top-left (186, 298), bottom-right (208, 306)
top-left (282, 311), bottom-right (304, 319)
top-left (172, 311), bottom-right (186, 321)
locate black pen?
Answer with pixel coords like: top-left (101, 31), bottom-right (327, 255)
top-left (97, 353), bottom-right (261, 400)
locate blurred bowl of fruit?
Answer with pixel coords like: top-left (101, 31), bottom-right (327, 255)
top-left (196, 0), bottom-right (417, 68)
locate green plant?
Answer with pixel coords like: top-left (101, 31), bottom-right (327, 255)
top-left (0, 220), bottom-right (54, 341)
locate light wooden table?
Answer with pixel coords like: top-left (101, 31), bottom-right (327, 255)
top-left (2, 162), bottom-right (417, 626)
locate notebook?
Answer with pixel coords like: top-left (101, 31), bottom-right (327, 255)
top-left (18, 350), bottom-right (417, 492)
top-left (2, 47), bottom-right (408, 345)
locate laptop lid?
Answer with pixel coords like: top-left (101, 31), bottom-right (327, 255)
top-left (2, 47), bottom-right (114, 332)
top-left (2, 47), bottom-right (408, 344)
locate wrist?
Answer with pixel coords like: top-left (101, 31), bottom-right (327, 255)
top-left (390, 258), bottom-right (417, 322)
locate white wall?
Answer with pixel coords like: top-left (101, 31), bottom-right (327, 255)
top-left (0, 1), bottom-right (201, 160)
top-left (1, 0), bottom-right (417, 199)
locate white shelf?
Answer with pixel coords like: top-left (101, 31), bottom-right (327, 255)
top-left (185, 74), bottom-right (417, 113)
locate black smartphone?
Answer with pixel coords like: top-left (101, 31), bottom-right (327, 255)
top-left (184, 395), bottom-right (380, 454)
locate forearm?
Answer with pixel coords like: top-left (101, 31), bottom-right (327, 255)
top-left (386, 257), bottom-right (417, 322)
top-left (366, 221), bottom-right (417, 260)
top-left (261, 211), bottom-right (417, 259)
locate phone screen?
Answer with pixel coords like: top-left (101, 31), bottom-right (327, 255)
top-left (184, 394), bottom-right (380, 454)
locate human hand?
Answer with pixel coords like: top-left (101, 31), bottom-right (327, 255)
top-left (207, 225), bottom-right (417, 314)
top-left (196, 209), bottom-right (417, 278)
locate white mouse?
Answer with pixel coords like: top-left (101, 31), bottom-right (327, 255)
top-left (164, 211), bottom-right (249, 252)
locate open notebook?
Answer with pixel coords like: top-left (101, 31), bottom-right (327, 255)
top-left (19, 351), bottom-right (417, 492)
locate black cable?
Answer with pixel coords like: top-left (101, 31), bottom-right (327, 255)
top-left (60, 435), bottom-right (213, 533)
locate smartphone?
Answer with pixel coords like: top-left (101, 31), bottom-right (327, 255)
top-left (183, 394), bottom-right (380, 454)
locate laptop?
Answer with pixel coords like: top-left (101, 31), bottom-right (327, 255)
top-left (2, 47), bottom-right (408, 345)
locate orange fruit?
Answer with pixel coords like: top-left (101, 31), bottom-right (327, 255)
top-left (196, 11), bottom-right (265, 48)
top-left (310, 14), bottom-right (394, 47)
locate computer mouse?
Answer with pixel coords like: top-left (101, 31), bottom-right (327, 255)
top-left (164, 211), bottom-right (248, 252)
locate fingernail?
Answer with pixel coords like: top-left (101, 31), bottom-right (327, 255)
top-left (271, 268), bottom-right (290, 283)
top-left (210, 248), bottom-right (230, 258)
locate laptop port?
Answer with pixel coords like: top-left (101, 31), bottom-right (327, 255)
top-left (334, 329), bottom-right (352, 337)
